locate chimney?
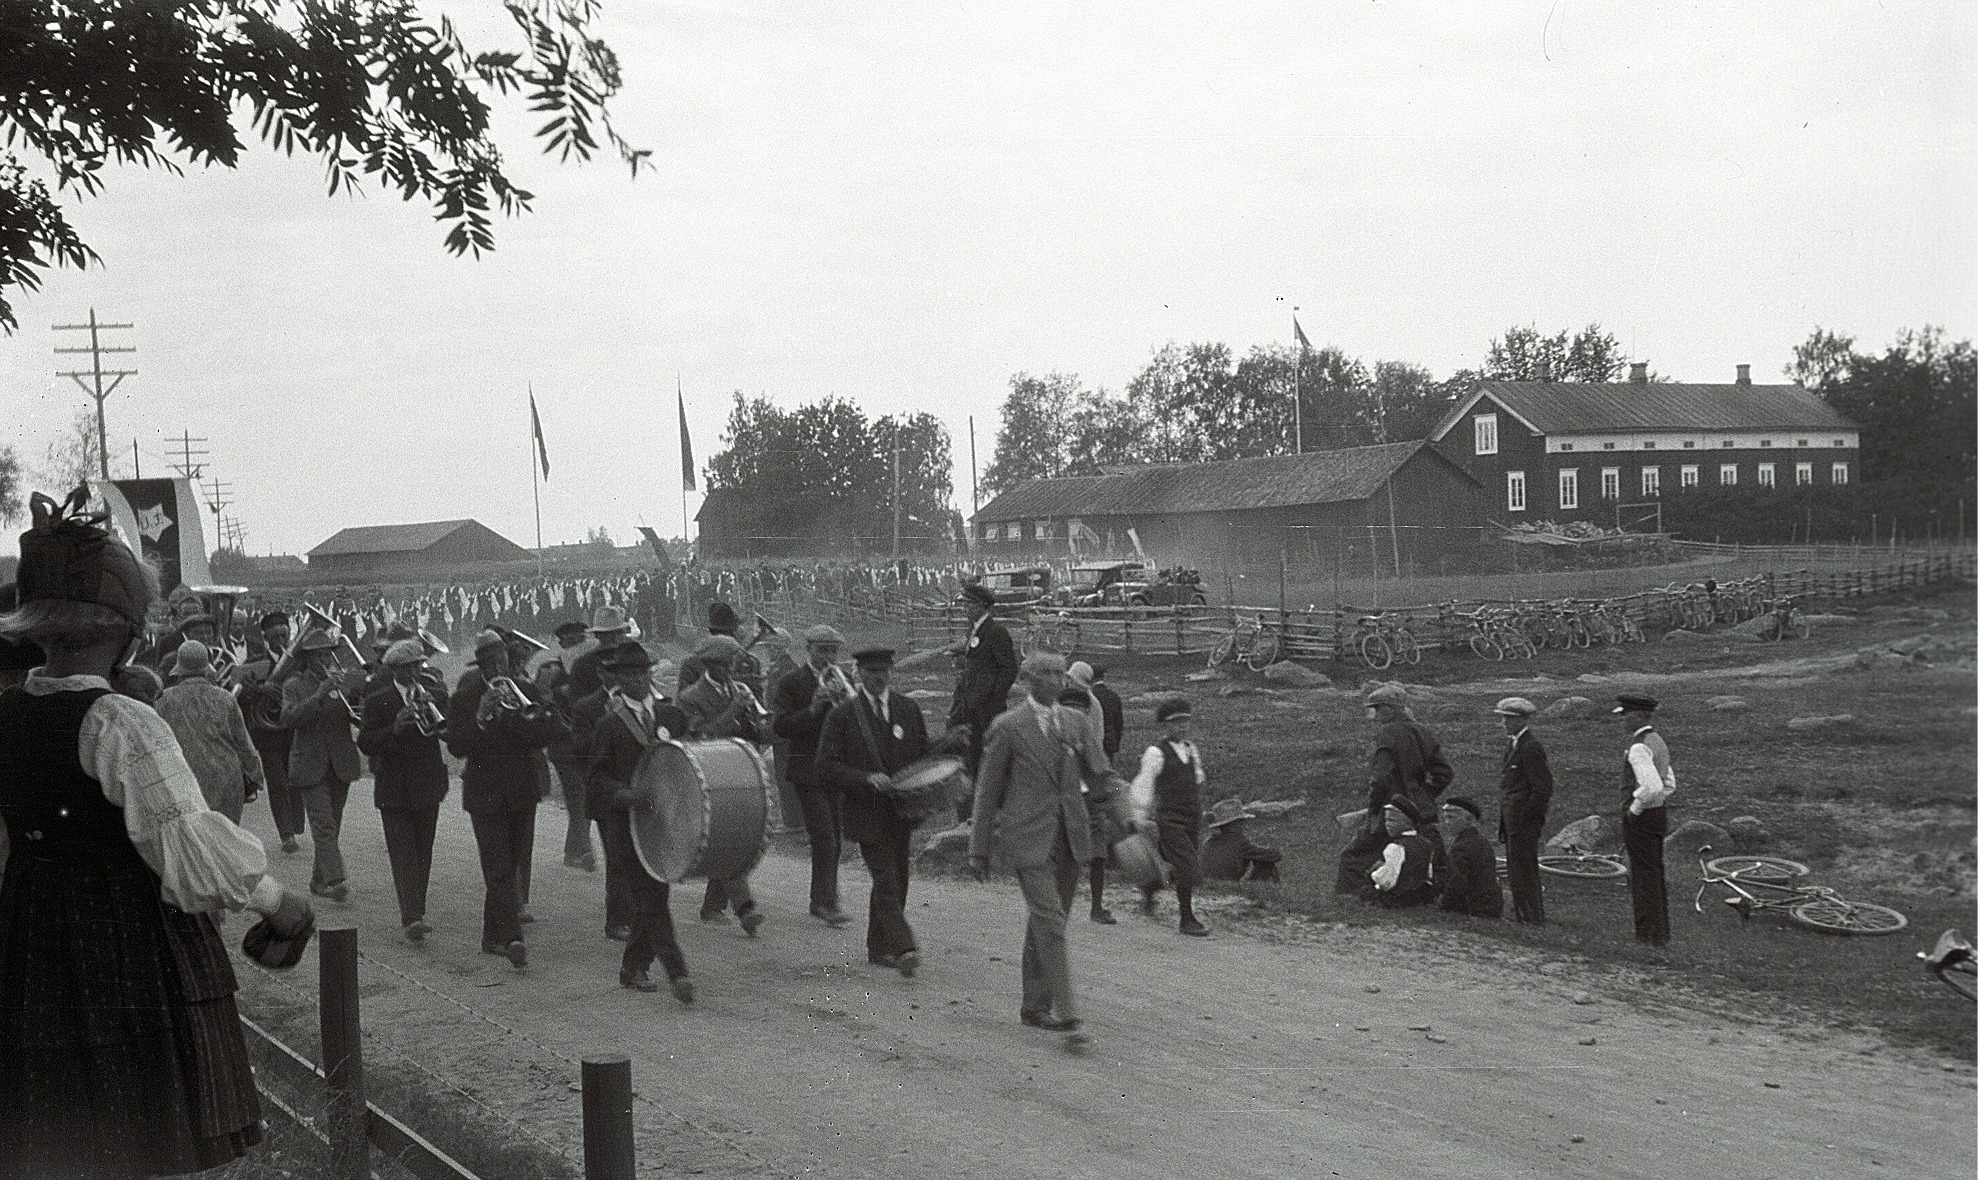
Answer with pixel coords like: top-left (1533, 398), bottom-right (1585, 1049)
top-left (1628, 362), bottom-right (1648, 384)
top-left (1735, 363), bottom-right (1751, 385)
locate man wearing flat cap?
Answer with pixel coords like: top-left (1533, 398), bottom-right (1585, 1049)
top-left (772, 623), bottom-right (856, 926)
top-left (1615, 694), bottom-right (1677, 945)
top-left (357, 640), bottom-right (451, 942)
top-left (1437, 796), bottom-right (1503, 918)
top-left (948, 582), bottom-right (1019, 820)
top-left (1494, 696), bottom-right (1554, 924)
top-left (1359, 682), bottom-right (1454, 881)
top-left (679, 631), bottom-right (769, 934)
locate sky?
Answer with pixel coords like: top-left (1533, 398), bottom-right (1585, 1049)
top-left (2, 1), bottom-right (1972, 559)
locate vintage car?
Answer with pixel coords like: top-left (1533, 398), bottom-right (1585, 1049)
top-left (974, 565), bottom-right (1054, 608)
top-left (1054, 562), bottom-right (1207, 609)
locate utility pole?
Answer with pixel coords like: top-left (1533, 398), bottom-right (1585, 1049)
top-left (891, 420), bottom-right (902, 561)
top-left (203, 477), bottom-right (232, 549)
top-left (53, 309), bottom-right (136, 479)
top-left (167, 430), bottom-right (210, 480)
top-left (132, 439), bottom-right (141, 478)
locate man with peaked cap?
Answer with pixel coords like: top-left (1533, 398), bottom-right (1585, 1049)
top-left (948, 582), bottom-right (1020, 821)
top-left (1362, 681), bottom-right (1454, 882)
top-left (1437, 796), bottom-right (1504, 918)
top-left (772, 623), bottom-right (855, 926)
top-left (1616, 694), bottom-right (1677, 945)
top-left (282, 628), bottom-right (364, 904)
top-left (1368, 797), bottom-right (1440, 909)
top-left (587, 641), bottom-right (696, 1001)
top-left (815, 646), bottom-right (931, 974)
top-left (357, 640), bottom-right (451, 943)
top-left (1126, 696), bottom-right (1212, 936)
top-left (1493, 696), bottom-right (1554, 924)
top-left (678, 632), bottom-right (768, 934)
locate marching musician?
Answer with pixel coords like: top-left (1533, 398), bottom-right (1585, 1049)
top-left (677, 633), bottom-right (767, 936)
top-left (241, 611), bottom-right (304, 853)
top-left (446, 631), bottom-right (560, 969)
top-left (568, 646), bottom-right (634, 941)
top-left (357, 641), bottom-right (451, 943)
top-left (541, 619), bottom-right (600, 872)
top-left (677, 602), bottom-right (764, 698)
top-left (814, 646), bottom-right (929, 978)
top-left (587, 642), bottom-right (696, 1002)
top-left (948, 583), bottom-right (1019, 821)
top-left (771, 624), bottom-right (855, 927)
top-left (568, 606), bottom-right (633, 703)
top-left (282, 630), bottom-right (364, 904)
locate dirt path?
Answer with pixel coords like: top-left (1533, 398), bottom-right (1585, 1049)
top-left (234, 790), bottom-right (1974, 1180)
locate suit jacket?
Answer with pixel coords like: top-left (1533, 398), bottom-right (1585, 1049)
top-left (1439, 826), bottom-right (1504, 918)
top-left (969, 700), bottom-right (1112, 869)
top-left (587, 694), bottom-right (691, 814)
top-left (771, 663), bottom-right (836, 789)
top-left (1092, 682), bottom-right (1124, 759)
top-left (356, 682), bottom-right (450, 811)
top-left (1498, 727), bottom-right (1554, 838)
top-left (445, 668), bottom-right (555, 814)
top-left (282, 667), bottom-right (362, 787)
top-left (677, 676), bottom-right (766, 742)
top-left (1366, 719), bottom-right (1454, 818)
top-left (948, 616), bottom-right (1018, 726)
top-left (814, 691), bottom-right (929, 844)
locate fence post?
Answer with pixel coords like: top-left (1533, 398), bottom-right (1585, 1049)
top-left (582, 1056), bottom-right (636, 1180)
top-left (319, 927), bottom-right (367, 1180)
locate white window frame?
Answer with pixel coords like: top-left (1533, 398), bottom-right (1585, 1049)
top-left (1720, 464), bottom-right (1738, 487)
top-left (1757, 463), bottom-right (1776, 488)
top-left (1558, 468), bottom-right (1579, 510)
top-left (1600, 467), bottom-right (1620, 501)
top-left (1680, 464), bottom-right (1699, 488)
top-left (1641, 467), bottom-right (1661, 497)
top-left (1506, 470), bottom-right (1526, 512)
top-left (1795, 462), bottom-right (1813, 486)
top-left (1832, 462), bottom-right (1849, 485)
top-left (1473, 413), bottom-right (1498, 456)
top-left (1033, 519), bottom-right (1052, 541)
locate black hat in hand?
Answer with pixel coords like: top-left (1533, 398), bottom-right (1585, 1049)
top-left (242, 894), bottom-right (316, 970)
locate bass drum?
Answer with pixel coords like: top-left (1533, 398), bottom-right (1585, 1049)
top-left (628, 739), bottom-right (774, 884)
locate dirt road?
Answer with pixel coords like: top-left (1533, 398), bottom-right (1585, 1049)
top-left (234, 791), bottom-right (1974, 1180)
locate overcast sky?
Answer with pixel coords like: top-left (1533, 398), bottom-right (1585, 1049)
top-left (3, 1), bottom-right (1972, 559)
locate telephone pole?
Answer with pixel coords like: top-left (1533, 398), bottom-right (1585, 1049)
top-left (53, 309), bottom-right (136, 479)
top-left (891, 420), bottom-right (902, 561)
top-left (203, 477), bottom-right (233, 547)
top-left (167, 430), bottom-right (210, 480)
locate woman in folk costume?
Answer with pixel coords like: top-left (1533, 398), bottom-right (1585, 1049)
top-left (0, 489), bottom-right (315, 1178)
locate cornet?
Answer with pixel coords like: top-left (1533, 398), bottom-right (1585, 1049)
top-left (478, 674), bottom-right (554, 731)
top-left (744, 613), bottom-right (786, 651)
top-left (407, 681), bottom-right (448, 738)
top-left (821, 662), bottom-right (856, 704)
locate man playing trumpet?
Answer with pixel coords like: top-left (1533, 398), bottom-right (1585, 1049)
top-left (281, 630), bottom-right (365, 904)
top-left (771, 624), bottom-right (856, 927)
top-left (357, 640), bottom-right (451, 943)
top-left (678, 633), bottom-right (768, 935)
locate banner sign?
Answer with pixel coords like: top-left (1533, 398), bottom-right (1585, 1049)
top-left (94, 478), bottom-right (213, 594)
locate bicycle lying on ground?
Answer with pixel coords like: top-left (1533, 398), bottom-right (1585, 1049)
top-left (1691, 847), bottom-right (1907, 935)
top-left (1494, 845), bottom-right (1630, 880)
top-left (1920, 930), bottom-right (1976, 1001)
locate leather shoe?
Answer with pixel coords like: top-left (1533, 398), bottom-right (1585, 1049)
top-left (1090, 908), bottom-right (1117, 925)
top-left (311, 883), bottom-right (349, 905)
top-left (517, 909), bottom-right (535, 924)
top-left (619, 969), bottom-right (660, 992)
top-left (1064, 1031), bottom-right (1093, 1055)
top-left (605, 925), bottom-right (632, 942)
top-left (1179, 919), bottom-right (1210, 937)
top-left (869, 953), bottom-right (902, 970)
top-left (1021, 1011), bottom-right (1080, 1032)
top-left (403, 921), bottom-right (430, 942)
top-left (700, 910), bottom-right (732, 925)
top-left (893, 950), bottom-right (920, 978)
top-left (504, 940), bottom-right (528, 969)
top-left (810, 905), bottom-right (852, 928)
top-left (670, 975), bottom-right (696, 1004)
top-left (1138, 888), bottom-right (1157, 916)
top-left (739, 910), bottom-right (764, 938)
top-left (280, 837), bottom-right (300, 855)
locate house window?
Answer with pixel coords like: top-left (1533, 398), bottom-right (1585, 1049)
top-left (1600, 468), bottom-right (1620, 500)
top-left (1559, 443), bottom-right (1574, 452)
top-left (1682, 440), bottom-right (1696, 449)
top-left (1795, 462), bottom-right (1813, 486)
top-left (1758, 463), bottom-right (1776, 488)
top-left (1473, 413), bottom-right (1498, 456)
top-left (1832, 438), bottom-right (1845, 447)
top-left (1507, 471), bottom-right (1526, 512)
top-left (1641, 467), bottom-right (1661, 497)
top-left (1558, 469), bottom-right (1579, 510)
top-left (1760, 440), bottom-right (1773, 448)
top-left (1796, 439), bottom-right (1809, 447)
top-left (1642, 441), bottom-right (1656, 450)
top-left (1722, 440), bottom-right (1736, 448)
top-left (1033, 519), bottom-right (1052, 541)
top-left (1602, 442), bottom-right (1616, 451)
top-left (1720, 464), bottom-right (1738, 486)
top-left (1680, 465), bottom-right (1699, 488)
top-left (1832, 462), bottom-right (1850, 485)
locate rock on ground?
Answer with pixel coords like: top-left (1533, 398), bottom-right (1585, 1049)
top-left (1706, 695), bottom-right (1752, 713)
top-left (1665, 820), bottom-right (1731, 858)
top-left (1547, 815), bottom-right (1611, 851)
top-left (1262, 661), bottom-right (1329, 687)
top-left (1184, 669), bottom-right (1226, 682)
top-left (1540, 696), bottom-right (1602, 721)
top-left (1725, 815), bottom-right (1773, 850)
top-left (1787, 713), bottom-right (1855, 732)
top-left (1663, 629), bottom-right (1704, 643)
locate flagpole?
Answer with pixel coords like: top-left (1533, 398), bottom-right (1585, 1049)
top-left (678, 373), bottom-right (690, 561)
top-left (1292, 307), bottom-right (1303, 455)
top-left (529, 383), bottom-right (543, 577)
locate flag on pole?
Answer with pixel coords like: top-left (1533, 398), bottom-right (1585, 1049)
top-left (1293, 316), bottom-right (1313, 353)
top-left (529, 389), bottom-right (551, 478)
top-left (678, 390), bottom-right (697, 492)
top-left (93, 478), bottom-right (213, 594)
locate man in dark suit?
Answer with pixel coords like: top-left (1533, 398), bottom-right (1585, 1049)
top-left (539, 619), bottom-right (598, 872)
top-left (1363, 682), bottom-right (1455, 879)
top-left (815, 646), bottom-right (930, 976)
top-left (1088, 663), bottom-right (1123, 762)
top-left (948, 583), bottom-right (1019, 821)
top-left (356, 641), bottom-right (451, 942)
top-left (446, 631), bottom-right (559, 969)
top-left (1493, 697), bottom-right (1553, 923)
top-left (678, 633), bottom-right (768, 934)
top-left (587, 642), bottom-right (695, 1001)
top-left (282, 629), bottom-right (364, 904)
top-left (240, 610), bottom-right (304, 854)
top-left (772, 624), bottom-right (854, 927)
top-left (567, 654), bottom-right (630, 940)
top-left (1438, 796), bottom-right (1504, 918)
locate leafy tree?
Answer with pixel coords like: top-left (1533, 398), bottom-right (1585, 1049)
top-left (1811, 326), bottom-right (1974, 492)
top-left (38, 406), bottom-right (100, 490)
top-left (1294, 344), bottom-right (1375, 451)
top-left (0, 444), bottom-right (22, 526)
top-left (584, 525), bottom-right (615, 553)
top-left (1785, 327), bottom-right (1858, 392)
top-left (982, 373), bottom-right (1082, 494)
top-left (0, 0), bottom-right (647, 331)
top-left (1485, 323), bottom-right (1628, 383)
top-left (1369, 360), bottom-right (1447, 443)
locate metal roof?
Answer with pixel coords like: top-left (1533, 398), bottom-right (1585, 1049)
top-left (1431, 381), bottom-right (1859, 440)
top-left (307, 520), bottom-right (480, 557)
top-left (974, 441), bottom-right (1458, 522)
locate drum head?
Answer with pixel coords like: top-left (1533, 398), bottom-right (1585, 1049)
top-left (629, 743), bottom-right (708, 884)
top-left (887, 756), bottom-right (964, 795)
top-left (628, 739), bottom-right (772, 884)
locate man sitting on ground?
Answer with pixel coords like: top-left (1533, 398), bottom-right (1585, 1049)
top-left (1369, 798), bottom-right (1439, 909)
top-left (1436, 796), bottom-right (1504, 918)
top-left (1199, 799), bottom-right (1282, 883)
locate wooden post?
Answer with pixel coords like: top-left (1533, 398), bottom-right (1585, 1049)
top-left (319, 927), bottom-right (367, 1180)
top-left (582, 1056), bottom-right (636, 1180)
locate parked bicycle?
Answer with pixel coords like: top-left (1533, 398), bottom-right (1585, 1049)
top-left (1208, 614), bottom-right (1282, 671)
top-left (1920, 929), bottom-right (1976, 1001)
top-left (1764, 594), bottom-right (1811, 641)
top-left (1692, 847), bottom-right (1907, 935)
top-left (1350, 612), bottom-right (1419, 670)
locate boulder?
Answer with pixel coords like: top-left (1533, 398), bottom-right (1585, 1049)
top-left (1728, 615), bottom-right (1780, 639)
top-left (1540, 695), bottom-right (1602, 721)
top-left (1216, 683), bottom-right (1255, 698)
top-left (1184, 668), bottom-right (1226, 682)
top-left (1576, 673), bottom-right (1613, 685)
top-left (1725, 815), bottom-right (1772, 850)
top-left (1786, 713), bottom-right (1855, 732)
top-left (1705, 695), bottom-right (1751, 714)
top-left (1262, 661), bottom-right (1329, 688)
top-left (1664, 819), bottom-right (1731, 858)
top-left (1546, 815), bottom-right (1611, 852)
top-left (1663, 629), bottom-right (1704, 643)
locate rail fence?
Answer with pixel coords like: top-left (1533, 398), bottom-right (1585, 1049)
top-left (907, 551), bottom-right (1975, 665)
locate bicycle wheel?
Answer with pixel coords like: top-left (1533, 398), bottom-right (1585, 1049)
top-left (1208, 630), bottom-right (1239, 668)
top-left (1706, 855), bottom-right (1809, 883)
top-left (1790, 898), bottom-right (1908, 936)
top-left (1623, 617), bottom-right (1646, 644)
top-left (1245, 631), bottom-right (1282, 671)
top-left (1937, 961), bottom-right (1978, 1002)
top-left (1358, 631), bottom-right (1393, 671)
top-left (1394, 629), bottom-right (1421, 665)
top-left (1538, 854), bottom-right (1628, 880)
top-left (1789, 612), bottom-right (1811, 641)
top-left (1568, 617), bottom-right (1591, 648)
top-left (1470, 632), bottom-right (1503, 660)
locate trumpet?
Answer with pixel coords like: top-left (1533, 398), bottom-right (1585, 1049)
top-left (821, 662), bottom-right (857, 704)
top-left (407, 681), bottom-right (448, 738)
top-left (478, 674), bottom-right (554, 731)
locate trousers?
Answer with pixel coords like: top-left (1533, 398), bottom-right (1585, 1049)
top-left (297, 776), bottom-right (350, 892)
top-left (470, 807), bottom-right (536, 948)
top-left (1016, 825), bottom-right (1081, 1021)
top-left (379, 806), bottom-right (440, 927)
top-left (549, 752), bottom-right (596, 867)
top-left (1623, 807), bottom-right (1670, 945)
top-left (860, 828), bottom-right (916, 960)
top-left (253, 730), bottom-right (302, 840)
top-left (597, 811), bottom-right (688, 980)
top-left (702, 874), bottom-right (755, 915)
top-left (1502, 822), bottom-right (1546, 923)
top-left (795, 786), bottom-right (844, 909)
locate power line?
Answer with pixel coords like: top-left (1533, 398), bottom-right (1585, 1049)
top-left (52, 309), bottom-right (136, 480)
top-left (167, 429), bottom-right (210, 480)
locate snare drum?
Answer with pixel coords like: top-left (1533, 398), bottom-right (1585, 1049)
top-left (879, 755), bottom-right (969, 827)
top-left (628, 739), bottom-right (774, 883)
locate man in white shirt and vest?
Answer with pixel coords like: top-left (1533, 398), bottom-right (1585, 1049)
top-left (1616, 693), bottom-right (1677, 946)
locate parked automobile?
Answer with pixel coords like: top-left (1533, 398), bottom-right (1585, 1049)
top-left (974, 566), bottom-right (1054, 608)
top-left (1055, 562), bottom-right (1207, 609)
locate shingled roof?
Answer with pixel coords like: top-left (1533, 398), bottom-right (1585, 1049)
top-left (1432, 381), bottom-right (1858, 440)
top-left (307, 520), bottom-right (479, 558)
top-left (974, 441), bottom-right (1466, 522)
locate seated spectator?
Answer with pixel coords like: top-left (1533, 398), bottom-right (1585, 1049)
top-left (1335, 807), bottom-right (1388, 900)
top-left (1200, 799), bottom-right (1282, 883)
top-left (1369, 798), bottom-right (1439, 908)
top-left (1437, 796), bottom-right (1504, 919)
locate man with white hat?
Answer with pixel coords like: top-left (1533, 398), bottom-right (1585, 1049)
top-left (771, 623), bottom-right (854, 926)
top-left (1493, 696), bottom-right (1553, 924)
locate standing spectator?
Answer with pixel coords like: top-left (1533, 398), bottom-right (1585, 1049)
top-left (1362, 682), bottom-right (1454, 879)
top-left (1064, 664), bottom-right (1122, 923)
top-left (948, 582), bottom-right (1019, 821)
top-left (1125, 697), bottom-right (1213, 936)
top-left (282, 630), bottom-right (364, 904)
top-left (772, 624), bottom-right (854, 927)
top-left (357, 641), bottom-right (451, 943)
top-left (1437, 797), bottom-right (1504, 918)
top-left (155, 641), bottom-right (266, 824)
top-left (1086, 663), bottom-right (1124, 763)
top-left (1493, 696), bottom-right (1553, 924)
top-left (1616, 695), bottom-right (1676, 946)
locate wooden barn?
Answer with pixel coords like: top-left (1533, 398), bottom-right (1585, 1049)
top-left (306, 519), bottom-right (531, 577)
top-left (971, 441), bottom-right (1485, 572)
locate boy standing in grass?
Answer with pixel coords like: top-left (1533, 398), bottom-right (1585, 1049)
top-left (1128, 698), bottom-right (1210, 936)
